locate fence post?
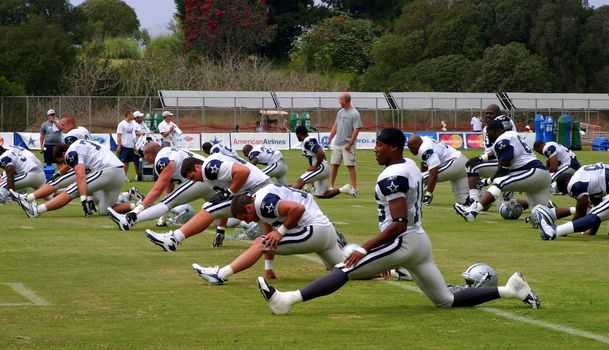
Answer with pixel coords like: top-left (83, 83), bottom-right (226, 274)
top-left (88, 96), bottom-right (92, 131)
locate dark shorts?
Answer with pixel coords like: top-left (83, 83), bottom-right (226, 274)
top-left (43, 144), bottom-right (57, 165)
top-left (119, 147), bottom-right (136, 163)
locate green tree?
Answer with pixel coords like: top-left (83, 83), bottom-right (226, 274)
top-left (0, 0), bottom-right (72, 25)
top-left (103, 37), bottom-right (141, 60)
top-left (321, 0), bottom-right (407, 26)
top-left (393, 0), bottom-right (449, 36)
top-left (469, 43), bottom-right (556, 92)
top-left (0, 76), bottom-right (26, 96)
top-left (145, 34), bottom-right (184, 59)
top-left (0, 16), bottom-right (75, 94)
top-left (79, 0), bottom-right (140, 41)
top-left (574, 6), bottom-right (609, 91)
top-left (290, 15), bottom-right (378, 73)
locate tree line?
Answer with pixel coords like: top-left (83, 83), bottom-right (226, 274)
top-left (1, 0), bottom-right (608, 97)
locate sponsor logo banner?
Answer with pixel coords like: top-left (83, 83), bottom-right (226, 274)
top-left (438, 132), bottom-right (465, 149)
top-left (91, 133), bottom-right (111, 149)
top-left (316, 132), bottom-right (377, 150)
top-left (175, 133), bottom-right (200, 150)
top-left (465, 133), bottom-right (484, 149)
top-left (231, 133), bottom-right (290, 150)
top-left (15, 133), bottom-right (41, 150)
top-left (201, 133), bottom-right (231, 149)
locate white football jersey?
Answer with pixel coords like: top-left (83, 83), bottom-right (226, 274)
top-left (567, 163), bottom-right (609, 201)
top-left (0, 146), bottom-right (42, 173)
top-left (493, 131), bottom-right (543, 170)
top-left (375, 158), bottom-right (424, 236)
top-left (63, 126), bottom-right (91, 145)
top-left (135, 133), bottom-right (162, 154)
top-left (254, 184), bottom-right (330, 228)
top-left (483, 115), bottom-right (517, 152)
top-left (210, 144), bottom-right (239, 158)
top-left (247, 145), bottom-right (283, 165)
top-left (542, 141), bottom-right (577, 167)
top-left (417, 136), bottom-right (461, 169)
top-left (301, 135), bottom-right (324, 166)
top-left (202, 153), bottom-right (270, 194)
top-left (154, 147), bottom-right (205, 183)
top-left (65, 139), bottom-right (123, 171)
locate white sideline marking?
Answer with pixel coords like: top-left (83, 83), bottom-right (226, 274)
top-left (18, 226), bottom-right (34, 229)
top-left (292, 254), bottom-right (609, 346)
top-left (0, 283), bottom-right (50, 306)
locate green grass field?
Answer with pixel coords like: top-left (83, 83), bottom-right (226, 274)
top-left (2, 147), bottom-right (609, 349)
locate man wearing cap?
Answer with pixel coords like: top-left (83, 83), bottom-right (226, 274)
top-left (132, 111), bottom-right (150, 170)
top-left (158, 111), bottom-right (182, 147)
top-left (40, 109), bottom-right (62, 166)
top-left (116, 111), bottom-right (137, 178)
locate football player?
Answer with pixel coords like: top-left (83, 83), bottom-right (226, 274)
top-left (454, 120), bottom-right (551, 222)
top-left (407, 135), bottom-right (468, 205)
top-left (538, 163), bottom-right (609, 240)
top-left (256, 128), bottom-right (540, 315)
top-left (145, 151), bottom-right (273, 252)
top-left (291, 125), bottom-right (354, 198)
top-left (0, 141), bottom-right (45, 192)
top-left (107, 143), bottom-right (220, 233)
top-left (242, 144), bottom-right (288, 185)
top-left (533, 140), bottom-right (581, 183)
top-left (11, 115), bottom-right (92, 205)
top-left (191, 184), bottom-right (344, 285)
top-left (464, 104), bottom-right (517, 203)
top-left (202, 142), bottom-right (239, 158)
top-left (15, 140), bottom-right (127, 218)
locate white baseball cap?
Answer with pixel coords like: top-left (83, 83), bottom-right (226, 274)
top-left (47, 109), bottom-right (56, 115)
top-left (162, 111), bottom-right (174, 117)
top-left (133, 111), bottom-right (144, 118)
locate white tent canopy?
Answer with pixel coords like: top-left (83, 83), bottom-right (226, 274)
top-left (159, 91), bottom-right (276, 109)
top-left (506, 93), bottom-right (609, 110)
top-left (389, 92), bottom-right (501, 110)
top-left (274, 91), bottom-right (390, 109)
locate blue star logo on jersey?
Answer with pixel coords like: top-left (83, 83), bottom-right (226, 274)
top-left (387, 181), bottom-right (400, 193)
top-left (498, 142), bottom-right (507, 150)
top-left (158, 162), bottom-right (166, 170)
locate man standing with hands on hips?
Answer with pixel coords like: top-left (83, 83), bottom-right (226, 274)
top-left (326, 92), bottom-right (361, 198)
top-left (40, 109), bottom-right (62, 166)
top-left (158, 111), bottom-right (182, 147)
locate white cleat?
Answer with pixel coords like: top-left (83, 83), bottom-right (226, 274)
top-left (338, 184), bottom-right (353, 196)
top-left (257, 276), bottom-right (292, 315)
top-left (9, 189), bottom-right (30, 207)
top-left (145, 229), bottom-right (179, 252)
top-left (530, 205), bottom-right (554, 229)
top-left (454, 203), bottom-right (478, 222)
top-left (192, 264), bottom-right (226, 285)
top-left (14, 194), bottom-right (39, 218)
top-left (391, 267), bottom-right (413, 281)
top-left (505, 272), bottom-right (541, 309)
top-left (537, 212), bottom-right (557, 241)
top-left (107, 207), bottom-right (135, 231)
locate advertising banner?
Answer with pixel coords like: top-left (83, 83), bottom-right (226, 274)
top-left (438, 132), bottom-right (465, 149)
top-left (465, 132), bottom-right (484, 149)
top-left (0, 132), bottom-right (14, 147)
top-left (174, 133), bottom-right (201, 150)
top-left (14, 132), bottom-right (41, 150)
top-left (90, 133), bottom-right (111, 149)
top-left (230, 133), bottom-right (290, 150)
top-left (201, 133), bottom-right (231, 150)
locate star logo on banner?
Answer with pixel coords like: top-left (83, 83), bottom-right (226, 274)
top-left (28, 136), bottom-right (36, 147)
top-left (209, 164), bottom-right (219, 173)
top-left (211, 137), bottom-right (221, 145)
top-left (387, 181), bottom-right (399, 193)
top-left (264, 202), bottom-right (275, 215)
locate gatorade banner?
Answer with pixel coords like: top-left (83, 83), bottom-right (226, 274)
top-left (438, 132), bottom-right (465, 149)
top-left (231, 133), bottom-right (290, 150)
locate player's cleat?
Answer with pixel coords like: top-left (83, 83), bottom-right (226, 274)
top-left (338, 184), bottom-right (354, 197)
top-left (128, 187), bottom-right (144, 201)
top-left (212, 231), bottom-right (225, 247)
top-left (257, 276), bottom-right (291, 315)
top-left (15, 196), bottom-right (39, 218)
top-left (391, 267), bottom-right (413, 281)
top-left (107, 207), bottom-right (135, 231)
top-left (463, 196), bottom-right (476, 207)
top-left (454, 203), bottom-right (478, 222)
top-left (547, 199), bottom-right (556, 208)
top-left (192, 264), bottom-right (227, 285)
top-left (335, 230), bottom-right (348, 248)
top-left (505, 272), bottom-right (541, 309)
top-left (530, 205), bottom-right (554, 229)
top-left (145, 229), bottom-right (179, 252)
top-left (9, 189), bottom-right (30, 207)
top-left (537, 212), bottom-right (557, 240)
top-left (156, 215), bottom-right (168, 227)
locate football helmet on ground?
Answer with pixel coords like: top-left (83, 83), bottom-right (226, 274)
top-left (462, 263), bottom-right (499, 288)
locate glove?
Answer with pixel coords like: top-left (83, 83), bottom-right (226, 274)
top-left (209, 188), bottom-right (233, 204)
top-left (49, 172), bottom-right (61, 182)
top-left (422, 191), bottom-right (433, 206)
top-left (212, 231), bottom-right (225, 247)
top-left (465, 156), bottom-right (482, 168)
top-left (82, 199), bottom-right (96, 217)
top-left (88, 199), bottom-right (97, 214)
top-left (476, 178), bottom-right (491, 190)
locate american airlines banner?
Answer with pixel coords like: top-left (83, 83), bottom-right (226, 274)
top-left (230, 133), bottom-right (290, 150)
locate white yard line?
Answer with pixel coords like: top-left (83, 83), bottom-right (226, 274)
top-left (292, 254), bottom-right (609, 346)
top-left (0, 283), bottom-right (50, 306)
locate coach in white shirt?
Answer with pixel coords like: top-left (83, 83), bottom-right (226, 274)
top-left (470, 113), bottom-right (482, 132)
top-left (157, 111), bottom-right (182, 147)
top-left (116, 111), bottom-right (137, 177)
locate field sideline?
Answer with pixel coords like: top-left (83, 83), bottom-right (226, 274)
top-left (2, 148), bottom-right (609, 349)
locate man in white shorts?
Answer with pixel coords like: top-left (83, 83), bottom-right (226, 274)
top-left (242, 144), bottom-right (288, 185)
top-left (327, 92), bottom-right (362, 197)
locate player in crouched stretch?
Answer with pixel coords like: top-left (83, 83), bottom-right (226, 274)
top-left (291, 125), bottom-right (354, 198)
top-left (533, 140), bottom-right (581, 184)
top-left (0, 142), bottom-right (45, 196)
top-left (15, 140), bottom-right (128, 218)
top-left (454, 120), bottom-right (551, 222)
top-left (191, 184), bottom-right (345, 285)
top-left (256, 128), bottom-right (540, 315)
top-left (537, 163), bottom-right (609, 240)
top-left (145, 152), bottom-right (273, 252)
top-left (242, 144), bottom-right (288, 185)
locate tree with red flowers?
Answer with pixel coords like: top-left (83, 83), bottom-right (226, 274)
top-left (184, 0), bottom-right (275, 60)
